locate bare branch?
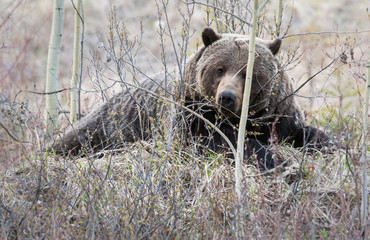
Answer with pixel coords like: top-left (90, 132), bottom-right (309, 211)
top-left (0, 121), bottom-right (29, 143)
top-left (258, 0), bottom-right (270, 13)
top-left (21, 88), bottom-right (74, 95)
top-left (0, 0), bottom-right (23, 29)
top-left (278, 54), bottom-right (342, 105)
top-left (183, 0), bottom-right (252, 26)
top-left (284, 29), bottom-right (370, 39)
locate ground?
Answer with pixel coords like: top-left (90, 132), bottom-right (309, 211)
top-left (0, 0), bottom-right (369, 238)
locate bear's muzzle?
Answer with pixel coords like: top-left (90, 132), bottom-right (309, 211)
top-left (218, 90), bottom-right (238, 115)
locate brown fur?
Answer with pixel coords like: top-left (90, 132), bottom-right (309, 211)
top-left (184, 28), bottom-right (331, 169)
top-left (50, 74), bottom-right (171, 155)
top-left (186, 29), bottom-right (304, 123)
top-left (51, 28), bottom-right (331, 169)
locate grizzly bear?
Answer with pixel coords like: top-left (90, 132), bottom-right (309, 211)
top-left (183, 28), bottom-right (331, 169)
top-left (50, 27), bottom-right (331, 169)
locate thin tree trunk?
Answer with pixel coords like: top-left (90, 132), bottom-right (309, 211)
top-left (45, 0), bottom-right (65, 136)
top-left (360, 60), bottom-right (369, 234)
top-left (235, 0), bottom-right (259, 238)
top-left (70, 0), bottom-right (82, 123)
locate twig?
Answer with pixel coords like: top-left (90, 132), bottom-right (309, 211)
top-left (0, 0), bottom-right (23, 29)
top-left (284, 30), bottom-right (370, 39)
top-left (275, 0), bottom-right (283, 38)
top-left (0, 121), bottom-right (29, 143)
top-left (183, 0), bottom-right (252, 26)
top-left (21, 88), bottom-right (73, 95)
top-left (277, 54), bottom-right (341, 105)
top-left (258, 0), bottom-right (270, 13)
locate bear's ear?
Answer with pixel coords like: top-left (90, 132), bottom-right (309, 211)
top-left (267, 38), bottom-right (282, 55)
top-left (202, 28), bottom-right (222, 47)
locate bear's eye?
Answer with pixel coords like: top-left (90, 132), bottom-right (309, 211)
top-left (216, 67), bottom-right (225, 77)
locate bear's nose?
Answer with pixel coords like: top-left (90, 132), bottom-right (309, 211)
top-left (218, 90), bottom-right (236, 111)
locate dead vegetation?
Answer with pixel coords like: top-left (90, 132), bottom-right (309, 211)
top-left (0, 142), bottom-right (364, 238)
top-left (1, 0), bottom-right (369, 238)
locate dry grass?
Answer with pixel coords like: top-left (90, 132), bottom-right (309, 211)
top-left (1, 0), bottom-right (369, 239)
top-left (0, 141), bottom-right (365, 238)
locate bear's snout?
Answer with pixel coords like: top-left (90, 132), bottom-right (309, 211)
top-left (218, 90), bottom-right (237, 114)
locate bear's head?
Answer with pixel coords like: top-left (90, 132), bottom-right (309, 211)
top-left (185, 28), bottom-right (283, 118)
